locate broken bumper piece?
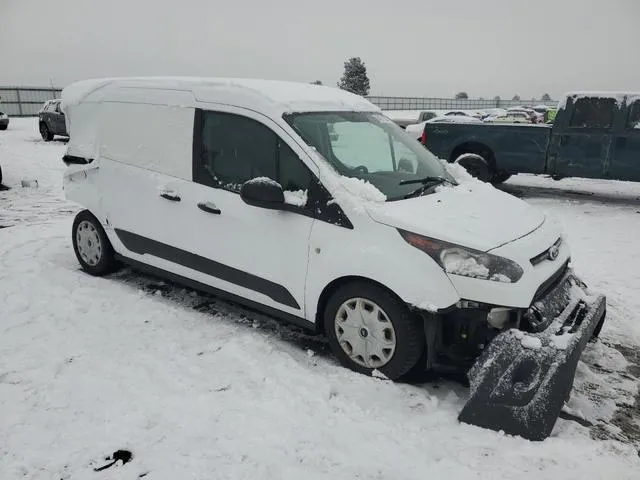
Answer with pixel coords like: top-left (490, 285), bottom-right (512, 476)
top-left (458, 269), bottom-right (606, 441)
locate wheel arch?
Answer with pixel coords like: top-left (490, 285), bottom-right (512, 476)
top-left (314, 275), bottom-right (411, 334)
top-left (450, 141), bottom-right (496, 170)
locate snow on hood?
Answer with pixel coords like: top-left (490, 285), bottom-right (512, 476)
top-left (365, 181), bottom-right (544, 252)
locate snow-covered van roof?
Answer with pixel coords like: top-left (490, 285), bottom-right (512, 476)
top-left (61, 77), bottom-right (379, 116)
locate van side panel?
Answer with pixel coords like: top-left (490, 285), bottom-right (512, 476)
top-left (99, 102), bottom-right (194, 180)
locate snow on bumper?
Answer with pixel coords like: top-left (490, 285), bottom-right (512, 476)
top-left (458, 269), bottom-right (606, 441)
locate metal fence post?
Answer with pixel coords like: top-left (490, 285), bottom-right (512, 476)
top-left (16, 88), bottom-right (23, 116)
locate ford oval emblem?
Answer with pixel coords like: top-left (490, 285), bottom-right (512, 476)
top-left (548, 245), bottom-right (559, 261)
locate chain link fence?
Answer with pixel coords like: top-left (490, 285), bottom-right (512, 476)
top-left (366, 96), bottom-right (557, 111)
top-left (0, 86), bottom-right (556, 116)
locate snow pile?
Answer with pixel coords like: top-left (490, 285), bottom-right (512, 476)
top-left (335, 176), bottom-right (386, 203)
top-left (490, 273), bottom-right (512, 283)
top-left (440, 158), bottom-right (476, 184)
top-left (283, 189), bottom-right (308, 207)
top-left (415, 301), bottom-right (438, 312)
top-left (513, 330), bottom-right (543, 350)
top-left (405, 121), bottom-right (426, 138)
top-left (246, 176), bottom-right (281, 188)
top-left (551, 332), bottom-right (575, 350)
top-left (443, 254), bottom-right (490, 279)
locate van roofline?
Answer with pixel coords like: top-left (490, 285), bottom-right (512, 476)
top-left (61, 76), bottom-right (380, 116)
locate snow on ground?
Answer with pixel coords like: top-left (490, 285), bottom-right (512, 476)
top-left (1, 118), bottom-right (640, 479)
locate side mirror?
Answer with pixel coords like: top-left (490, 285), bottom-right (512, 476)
top-left (240, 177), bottom-right (285, 209)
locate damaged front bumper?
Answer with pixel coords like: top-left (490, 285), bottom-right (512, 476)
top-left (458, 269), bottom-right (606, 441)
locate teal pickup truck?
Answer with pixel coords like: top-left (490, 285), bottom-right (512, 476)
top-left (421, 92), bottom-right (640, 183)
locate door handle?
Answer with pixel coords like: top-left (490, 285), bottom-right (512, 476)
top-left (198, 201), bottom-right (221, 215)
top-left (160, 191), bottom-right (181, 201)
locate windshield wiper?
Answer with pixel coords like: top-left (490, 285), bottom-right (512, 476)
top-left (399, 176), bottom-right (457, 186)
top-left (401, 176), bottom-right (457, 199)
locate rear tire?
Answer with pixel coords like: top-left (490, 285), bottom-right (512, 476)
top-left (40, 123), bottom-right (53, 141)
top-left (0, 125), bottom-right (7, 131)
top-left (454, 153), bottom-right (493, 182)
top-left (72, 210), bottom-right (120, 276)
top-left (323, 281), bottom-right (425, 380)
top-left (492, 172), bottom-right (512, 184)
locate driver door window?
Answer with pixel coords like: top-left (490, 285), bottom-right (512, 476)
top-left (195, 110), bottom-right (313, 202)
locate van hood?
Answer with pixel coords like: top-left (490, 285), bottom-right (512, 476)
top-left (366, 183), bottom-right (545, 252)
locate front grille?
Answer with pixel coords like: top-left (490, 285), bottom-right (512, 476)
top-left (533, 259), bottom-right (570, 301)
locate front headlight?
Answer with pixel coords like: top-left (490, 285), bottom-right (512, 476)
top-left (398, 229), bottom-right (524, 283)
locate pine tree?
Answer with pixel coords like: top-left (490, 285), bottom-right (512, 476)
top-left (338, 57), bottom-right (370, 96)
top-left (541, 93), bottom-right (552, 101)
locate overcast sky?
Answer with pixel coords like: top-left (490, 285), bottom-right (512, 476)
top-left (1, 0), bottom-right (638, 99)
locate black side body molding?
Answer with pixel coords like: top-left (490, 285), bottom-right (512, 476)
top-left (113, 254), bottom-right (316, 331)
top-left (114, 229), bottom-right (301, 310)
top-left (63, 155), bottom-right (93, 165)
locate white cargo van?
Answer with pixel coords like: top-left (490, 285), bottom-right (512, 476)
top-left (61, 77), bottom-right (606, 440)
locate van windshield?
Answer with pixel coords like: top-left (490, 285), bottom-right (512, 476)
top-left (283, 111), bottom-right (451, 200)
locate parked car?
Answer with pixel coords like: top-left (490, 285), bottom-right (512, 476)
top-left (405, 116), bottom-right (483, 141)
top-left (506, 106), bottom-right (540, 122)
top-left (420, 92), bottom-right (640, 183)
top-left (446, 110), bottom-right (484, 119)
top-left (383, 110), bottom-right (442, 128)
top-left (61, 77), bottom-right (606, 441)
top-left (38, 99), bottom-right (69, 141)
top-left (484, 111), bottom-right (533, 124)
top-left (0, 111), bottom-right (8, 130)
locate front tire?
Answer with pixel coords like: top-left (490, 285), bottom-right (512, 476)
top-left (324, 282), bottom-right (425, 380)
top-left (0, 125), bottom-right (7, 131)
top-left (40, 122), bottom-right (53, 141)
top-left (72, 210), bottom-right (119, 276)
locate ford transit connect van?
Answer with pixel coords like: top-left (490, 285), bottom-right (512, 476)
top-left (61, 77), bottom-right (606, 440)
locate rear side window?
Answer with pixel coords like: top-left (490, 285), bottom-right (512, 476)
top-left (626, 100), bottom-right (640, 130)
top-left (569, 97), bottom-right (616, 129)
top-left (195, 110), bottom-right (313, 197)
